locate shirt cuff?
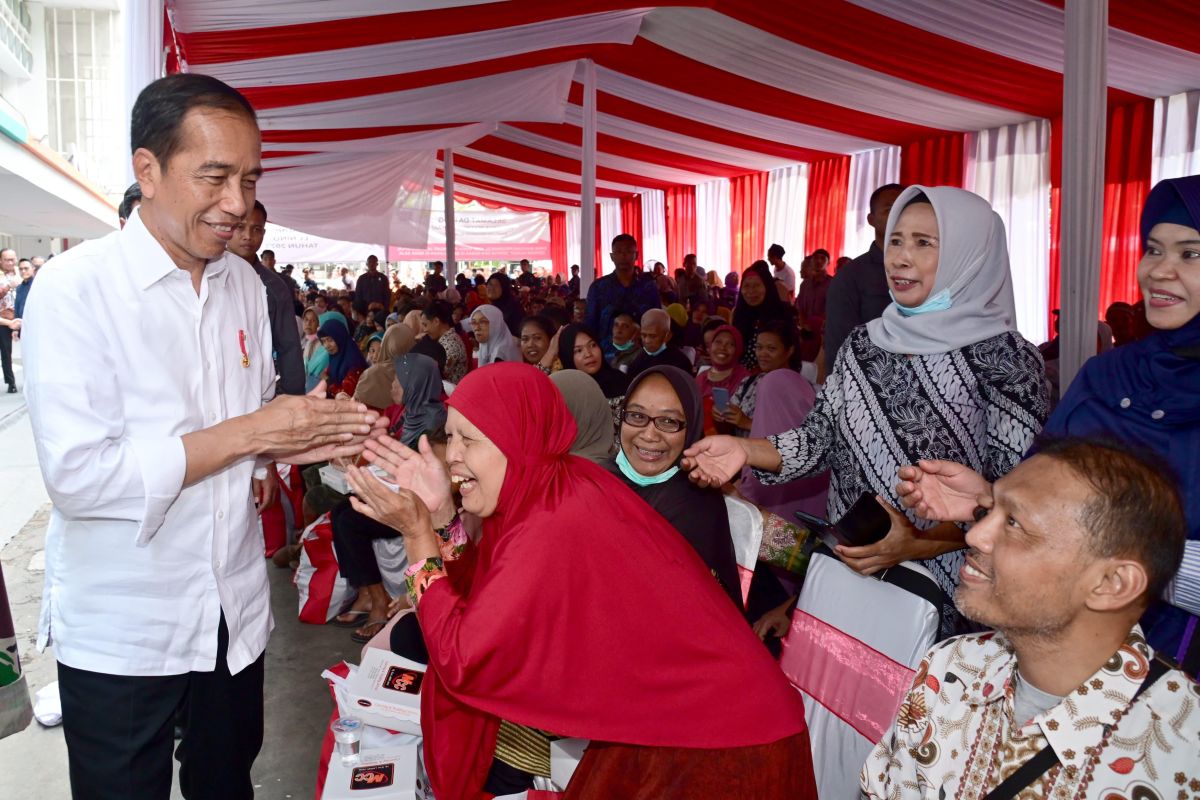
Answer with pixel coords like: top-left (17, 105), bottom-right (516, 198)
top-left (130, 435), bottom-right (187, 547)
top-left (1166, 540), bottom-right (1200, 616)
top-left (436, 515), bottom-right (468, 562)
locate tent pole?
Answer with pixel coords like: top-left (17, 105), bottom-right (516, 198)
top-left (580, 58), bottom-right (598, 298)
top-left (1059, 0), bottom-right (1107, 393)
top-left (443, 149), bottom-right (458, 289)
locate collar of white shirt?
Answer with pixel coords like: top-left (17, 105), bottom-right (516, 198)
top-left (120, 206), bottom-right (230, 291)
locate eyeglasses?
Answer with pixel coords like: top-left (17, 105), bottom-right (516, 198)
top-left (619, 409), bottom-right (687, 434)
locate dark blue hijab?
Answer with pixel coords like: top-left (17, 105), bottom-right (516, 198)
top-left (1043, 175), bottom-right (1200, 666)
top-left (317, 316), bottom-right (368, 384)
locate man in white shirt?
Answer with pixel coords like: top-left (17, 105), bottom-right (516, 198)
top-left (767, 243), bottom-right (795, 296)
top-left (24, 73), bottom-right (382, 800)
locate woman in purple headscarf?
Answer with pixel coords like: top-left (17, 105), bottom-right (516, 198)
top-left (739, 370), bottom-right (828, 521)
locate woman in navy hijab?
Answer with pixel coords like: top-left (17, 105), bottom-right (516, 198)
top-left (898, 175), bottom-right (1200, 674)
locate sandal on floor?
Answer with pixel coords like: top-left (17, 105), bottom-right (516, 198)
top-left (332, 609), bottom-right (372, 627)
top-left (350, 618), bottom-right (390, 644)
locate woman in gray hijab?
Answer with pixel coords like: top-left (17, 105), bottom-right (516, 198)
top-left (550, 370), bottom-right (617, 464)
top-left (684, 186), bottom-right (1048, 639)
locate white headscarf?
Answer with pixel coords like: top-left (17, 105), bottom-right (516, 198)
top-left (473, 304), bottom-right (523, 365)
top-left (866, 185), bottom-right (1019, 355)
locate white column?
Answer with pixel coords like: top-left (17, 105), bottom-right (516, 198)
top-left (124, 0), bottom-right (165, 185)
top-left (1059, 0), bottom-right (1107, 392)
top-left (443, 149), bottom-right (457, 286)
top-left (579, 59), bottom-right (598, 298)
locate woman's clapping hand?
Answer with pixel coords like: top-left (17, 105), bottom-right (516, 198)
top-left (359, 434), bottom-right (453, 518)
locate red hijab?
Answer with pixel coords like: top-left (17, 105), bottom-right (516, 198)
top-left (419, 362), bottom-right (806, 800)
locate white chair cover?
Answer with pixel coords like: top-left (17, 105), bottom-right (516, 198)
top-left (781, 551), bottom-right (941, 799)
top-left (723, 494), bottom-right (764, 606)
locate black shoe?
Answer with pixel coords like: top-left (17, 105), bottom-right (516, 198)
top-left (6, 385), bottom-right (15, 394)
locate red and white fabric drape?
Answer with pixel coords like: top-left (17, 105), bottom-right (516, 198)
top-left (765, 164), bottom-right (809, 272)
top-left (805, 156), bottom-right (851, 261)
top-left (900, 133), bottom-right (966, 189)
top-left (1152, 90), bottom-right (1200, 183)
top-left (639, 189), bottom-right (669, 268)
top-left (729, 171), bottom-right (769, 273)
top-left (665, 185), bottom-right (697, 270)
top-left (695, 179), bottom-right (731, 275)
top-left (844, 147), bottom-right (900, 260)
top-left (965, 119), bottom-right (1051, 344)
top-left (1099, 101), bottom-right (1154, 315)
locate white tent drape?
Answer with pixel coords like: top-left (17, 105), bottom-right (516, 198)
top-left (964, 118), bottom-right (1051, 344)
top-left (639, 189), bottom-right (668, 268)
top-left (764, 164), bottom-right (809, 268)
top-left (844, 146), bottom-right (901, 259)
top-left (1152, 90), bottom-right (1200, 184)
top-left (257, 149), bottom-right (435, 247)
top-left (695, 178), bottom-right (731, 275)
top-left (598, 198), bottom-right (622, 275)
top-left (566, 207), bottom-right (582, 271)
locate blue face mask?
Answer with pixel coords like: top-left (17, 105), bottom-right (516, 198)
top-left (612, 339), bottom-right (635, 352)
top-left (616, 448), bottom-right (678, 486)
top-left (891, 288), bottom-right (953, 317)
top-left (644, 343), bottom-right (667, 357)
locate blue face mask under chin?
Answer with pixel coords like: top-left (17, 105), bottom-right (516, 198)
top-left (644, 343), bottom-right (667, 356)
top-left (616, 448), bottom-right (679, 486)
top-left (891, 288), bottom-right (953, 317)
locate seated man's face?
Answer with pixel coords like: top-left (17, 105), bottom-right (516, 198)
top-left (572, 302), bottom-right (586, 323)
top-left (640, 319), bottom-right (668, 353)
top-left (612, 315), bottom-right (637, 346)
top-left (956, 455), bottom-right (1100, 639)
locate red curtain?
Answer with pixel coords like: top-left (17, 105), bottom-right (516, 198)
top-left (900, 133), bottom-right (966, 188)
top-left (1099, 100), bottom-right (1153, 314)
top-left (549, 210), bottom-right (567, 277)
top-left (804, 156), bottom-right (850, 261)
top-left (1047, 101), bottom-right (1153, 332)
top-left (665, 185), bottom-right (697, 270)
top-left (619, 194), bottom-right (643, 254)
top-left (729, 172), bottom-right (769, 272)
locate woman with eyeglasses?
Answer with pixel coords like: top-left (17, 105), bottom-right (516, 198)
top-left (607, 365), bottom-right (741, 607)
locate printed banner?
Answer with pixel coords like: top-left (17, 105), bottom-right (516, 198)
top-left (389, 202), bottom-right (550, 261)
top-left (261, 201), bottom-right (548, 264)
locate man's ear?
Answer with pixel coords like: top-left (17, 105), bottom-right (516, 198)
top-left (131, 148), bottom-right (160, 200)
top-left (1084, 558), bottom-right (1150, 614)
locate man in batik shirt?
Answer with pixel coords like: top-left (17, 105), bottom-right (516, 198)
top-left (863, 439), bottom-right (1199, 800)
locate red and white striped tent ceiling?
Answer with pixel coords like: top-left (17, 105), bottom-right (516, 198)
top-left (166, 0), bottom-right (1200, 246)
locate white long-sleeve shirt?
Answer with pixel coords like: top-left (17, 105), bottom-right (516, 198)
top-left (24, 208), bottom-right (276, 676)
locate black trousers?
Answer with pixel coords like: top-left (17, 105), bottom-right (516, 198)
top-left (57, 616), bottom-right (265, 800)
top-left (0, 325), bottom-right (13, 387)
top-left (330, 498), bottom-right (401, 587)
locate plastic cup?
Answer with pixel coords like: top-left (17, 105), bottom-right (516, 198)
top-left (331, 716), bottom-right (363, 765)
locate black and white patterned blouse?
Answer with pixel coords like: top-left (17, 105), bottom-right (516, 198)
top-left (753, 326), bottom-right (1047, 629)
top-left (729, 371), bottom-right (766, 438)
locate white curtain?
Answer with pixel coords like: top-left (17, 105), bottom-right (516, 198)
top-left (1152, 91), bottom-right (1200, 184)
top-left (598, 198), bottom-right (622, 275)
top-left (695, 179), bottom-right (731, 275)
top-left (964, 119), bottom-right (1052, 345)
top-left (566, 207), bottom-right (582, 272)
top-left (843, 146), bottom-right (901, 259)
top-left (764, 164), bottom-right (808, 267)
top-left (640, 189), bottom-right (668, 268)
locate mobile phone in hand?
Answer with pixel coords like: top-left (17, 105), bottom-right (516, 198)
top-left (712, 386), bottom-right (730, 414)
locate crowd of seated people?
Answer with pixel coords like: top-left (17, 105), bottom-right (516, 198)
top-left (262, 176), bottom-right (1198, 798)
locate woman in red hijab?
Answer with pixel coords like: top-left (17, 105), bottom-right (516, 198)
top-left (345, 362), bottom-right (814, 799)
